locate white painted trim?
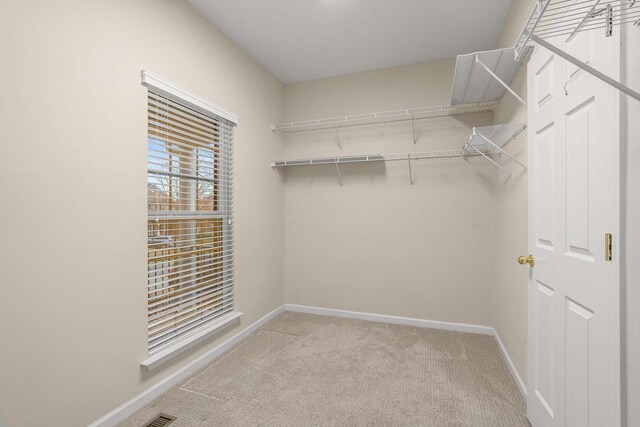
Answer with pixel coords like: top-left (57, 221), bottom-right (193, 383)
top-left (141, 311), bottom-right (242, 370)
top-left (141, 70), bottom-right (238, 125)
top-left (89, 305), bottom-right (285, 427)
top-left (284, 304), bottom-right (495, 335)
top-left (623, 19), bottom-right (639, 427)
top-left (493, 329), bottom-right (527, 399)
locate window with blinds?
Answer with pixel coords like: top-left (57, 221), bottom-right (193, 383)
top-left (146, 89), bottom-right (235, 356)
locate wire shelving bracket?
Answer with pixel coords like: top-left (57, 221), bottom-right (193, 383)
top-left (463, 123), bottom-right (528, 179)
top-left (451, 47), bottom-right (531, 107)
top-left (514, 0), bottom-right (640, 102)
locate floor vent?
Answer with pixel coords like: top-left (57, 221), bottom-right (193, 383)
top-left (144, 413), bottom-right (176, 427)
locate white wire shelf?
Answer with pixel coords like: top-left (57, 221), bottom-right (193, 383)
top-left (515, 0), bottom-right (640, 60)
top-left (272, 123), bottom-right (527, 184)
top-left (463, 123), bottom-right (528, 176)
top-left (514, 0), bottom-right (640, 102)
top-left (271, 149), bottom-right (498, 186)
top-left (271, 101), bottom-right (498, 134)
top-left (271, 150), bottom-right (490, 168)
top-left (451, 47), bottom-right (532, 106)
top-left (465, 123), bottom-right (527, 151)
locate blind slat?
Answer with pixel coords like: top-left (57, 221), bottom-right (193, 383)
top-left (149, 290), bottom-right (232, 328)
top-left (149, 306), bottom-right (235, 353)
top-left (148, 268), bottom-right (234, 298)
top-left (148, 92), bottom-right (230, 130)
top-left (147, 255), bottom-right (232, 285)
top-left (149, 302), bottom-right (235, 350)
top-left (148, 282), bottom-right (234, 319)
top-left (147, 101), bottom-right (226, 135)
top-left (147, 275), bottom-right (233, 314)
top-left (148, 244), bottom-right (233, 263)
top-left (147, 108), bottom-right (222, 141)
top-left (149, 304), bottom-right (235, 352)
top-left (147, 253), bottom-right (232, 281)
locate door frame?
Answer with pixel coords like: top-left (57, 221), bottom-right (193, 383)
top-left (622, 19), bottom-right (640, 427)
top-left (525, 25), bottom-right (632, 425)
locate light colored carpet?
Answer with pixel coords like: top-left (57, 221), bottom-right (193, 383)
top-left (120, 312), bottom-right (529, 427)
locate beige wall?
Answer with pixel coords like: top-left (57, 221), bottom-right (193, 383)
top-left (283, 60), bottom-right (497, 326)
top-left (491, 0), bottom-right (537, 387)
top-left (282, 0), bottom-right (536, 387)
top-left (0, 1), bottom-right (284, 426)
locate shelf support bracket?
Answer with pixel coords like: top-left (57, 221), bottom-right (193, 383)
top-left (477, 133), bottom-right (528, 173)
top-left (334, 125), bottom-right (342, 150)
top-left (605, 4), bottom-right (613, 37)
top-left (468, 145), bottom-right (511, 179)
top-left (475, 54), bottom-right (527, 106)
top-left (408, 156), bottom-right (414, 185)
top-left (411, 114), bottom-right (417, 144)
top-left (531, 34), bottom-right (640, 102)
top-left (335, 161), bottom-right (343, 186)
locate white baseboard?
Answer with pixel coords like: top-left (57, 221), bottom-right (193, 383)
top-left (285, 304), bottom-right (495, 336)
top-left (88, 305), bottom-right (286, 427)
top-left (91, 303), bottom-right (526, 426)
top-left (285, 304), bottom-right (527, 399)
top-left (493, 329), bottom-right (527, 399)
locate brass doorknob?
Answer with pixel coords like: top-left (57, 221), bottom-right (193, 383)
top-left (518, 255), bottom-right (534, 267)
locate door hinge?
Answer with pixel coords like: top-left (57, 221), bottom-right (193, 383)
top-left (605, 233), bottom-right (612, 261)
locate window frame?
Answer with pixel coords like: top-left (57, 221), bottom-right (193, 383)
top-left (141, 71), bottom-right (240, 370)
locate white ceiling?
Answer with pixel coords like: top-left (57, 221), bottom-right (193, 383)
top-left (188, 0), bottom-right (514, 84)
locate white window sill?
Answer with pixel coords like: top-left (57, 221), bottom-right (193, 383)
top-left (141, 311), bottom-right (242, 370)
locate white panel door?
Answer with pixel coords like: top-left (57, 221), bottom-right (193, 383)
top-left (526, 28), bottom-right (621, 427)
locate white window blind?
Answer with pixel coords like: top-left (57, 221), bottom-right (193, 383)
top-left (146, 87), bottom-right (235, 356)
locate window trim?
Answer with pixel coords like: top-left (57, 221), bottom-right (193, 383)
top-left (141, 70), bottom-right (240, 370)
top-left (141, 70), bottom-right (238, 125)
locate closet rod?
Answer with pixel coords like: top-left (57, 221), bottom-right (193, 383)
top-left (531, 34), bottom-right (640, 102)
